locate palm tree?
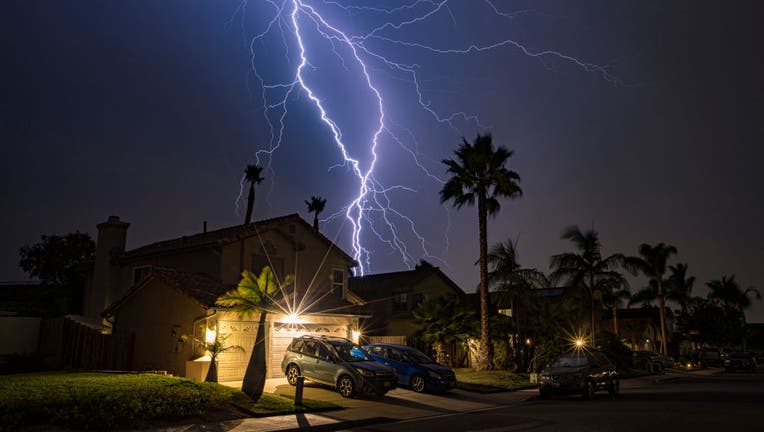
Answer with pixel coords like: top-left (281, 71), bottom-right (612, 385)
top-left (305, 195), bottom-right (327, 231)
top-left (626, 243), bottom-right (677, 355)
top-left (194, 332), bottom-right (243, 383)
top-left (413, 296), bottom-right (473, 366)
top-left (549, 225), bottom-right (627, 347)
top-left (216, 266), bottom-right (291, 401)
top-left (598, 275), bottom-right (631, 336)
top-left (665, 263), bottom-right (696, 320)
top-left (244, 164), bottom-right (264, 225)
top-left (440, 133), bottom-right (522, 370)
top-left (487, 239), bottom-right (548, 368)
top-left (707, 275), bottom-right (760, 350)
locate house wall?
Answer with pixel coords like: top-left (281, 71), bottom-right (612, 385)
top-left (118, 248), bottom-right (223, 298)
top-left (112, 279), bottom-right (207, 377)
top-left (220, 223), bottom-right (352, 310)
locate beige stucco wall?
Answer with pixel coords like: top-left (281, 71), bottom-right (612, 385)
top-left (0, 317), bottom-right (41, 355)
top-left (112, 279), bottom-right (207, 376)
top-left (220, 223), bottom-right (353, 314)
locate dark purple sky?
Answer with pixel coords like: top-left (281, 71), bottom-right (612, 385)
top-left (2, 1), bottom-right (762, 321)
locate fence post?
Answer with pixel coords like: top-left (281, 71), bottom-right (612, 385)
top-left (294, 376), bottom-right (305, 407)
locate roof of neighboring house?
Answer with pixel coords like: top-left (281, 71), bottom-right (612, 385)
top-left (102, 267), bottom-right (230, 316)
top-left (121, 213), bottom-right (356, 266)
top-left (348, 266), bottom-right (465, 299)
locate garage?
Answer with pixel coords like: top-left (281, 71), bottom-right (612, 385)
top-left (270, 322), bottom-right (349, 378)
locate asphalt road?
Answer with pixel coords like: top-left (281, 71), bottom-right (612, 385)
top-left (345, 371), bottom-right (764, 432)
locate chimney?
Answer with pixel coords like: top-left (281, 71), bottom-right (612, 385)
top-left (203, 221), bottom-right (207, 233)
top-left (84, 216), bottom-right (130, 319)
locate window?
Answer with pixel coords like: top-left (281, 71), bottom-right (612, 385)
top-left (132, 266), bottom-right (152, 286)
top-left (413, 293), bottom-right (425, 308)
top-left (393, 292), bottom-right (408, 311)
top-left (498, 308), bottom-right (513, 317)
top-left (332, 269), bottom-right (345, 293)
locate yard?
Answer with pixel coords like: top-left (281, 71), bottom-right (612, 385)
top-left (0, 372), bottom-right (338, 430)
top-left (454, 368), bottom-right (534, 393)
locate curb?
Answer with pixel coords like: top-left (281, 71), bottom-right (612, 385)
top-left (270, 416), bottom-right (396, 432)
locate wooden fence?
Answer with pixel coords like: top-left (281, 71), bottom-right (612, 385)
top-left (367, 335), bottom-right (407, 345)
top-left (38, 317), bottom-right (134, 370)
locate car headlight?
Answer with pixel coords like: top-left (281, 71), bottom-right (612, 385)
top-left (355, 368), bottom-right (373, 377)
top-left (428, 370), bottom-right (441, 379)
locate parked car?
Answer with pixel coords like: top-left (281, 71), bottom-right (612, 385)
top-left (633, 350), bottom-right (675, 370)
top-left (696, 347), bottom-right (723, 367)
top-left (281, 335), bottom-right (397, 398)
top-left (724, 352), bottom-right (757, 373)
top-left (364, 343), bottom-right (456, 393)
top-left (538, 351), bottom-right (619, 400)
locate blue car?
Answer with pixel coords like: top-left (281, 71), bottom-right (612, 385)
top-left (364, 343), bottom-right (456, 393)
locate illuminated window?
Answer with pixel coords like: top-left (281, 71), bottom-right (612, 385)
top-left (498, 308), bottom-right (512, 317)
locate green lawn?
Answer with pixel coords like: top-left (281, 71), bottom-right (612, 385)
top-left (454, 368), bottom-right (534, 393)
top-left (0, 372), bottom-right (338, 430)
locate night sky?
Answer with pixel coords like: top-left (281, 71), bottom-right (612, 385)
top-left (2, 1), bottom-right (763, 321)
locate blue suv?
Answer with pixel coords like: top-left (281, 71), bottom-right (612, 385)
top-left (364, 343), bottom-right (456, 393)
top-left (281, 336), bottom-right (397, 398)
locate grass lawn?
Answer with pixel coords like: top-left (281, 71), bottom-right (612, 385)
top-left (454, 368), bottom-right (534, 393)
top-left (0, 372), bottom-right (338, 430)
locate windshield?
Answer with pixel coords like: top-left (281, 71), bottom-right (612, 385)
top-left (332, 343), bottom-right (372, 362)
top-left (729, 352), bottom-right (750, 359)
top-left (551, 354), bottom-right (589, 368)
top-left (403, 348), bottom-right (434, 364)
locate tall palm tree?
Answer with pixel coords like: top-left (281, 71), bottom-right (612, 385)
top-left (305, 195), bottom-right (327, 231)
top-left (216, 266), bottom-right (291, 401)
top-left (598, 275), bottom-right (631, 336)
top-left (440, 134), bottom-right (522, 370)
top-left (549, 225), bottom-right (627, 347)
top-left (665, 263), bottom-right (696, 319)
top-left (707, 275), bottom-right (761, 350)
top-left (626, 243), bottom-right (677, 355)
top-left (244, 164), bottom-right (264, 225)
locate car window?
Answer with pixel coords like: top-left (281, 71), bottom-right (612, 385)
top-left (551, 354), bottom-right (589, 368)
top-left (368, 346), bottom-right (385, 358)
top-left (403, 348), bottom-right (434, 364)
top-left (317, 344), bottom-right (333, 361)
top-left (291, 339), bottom-right (304, 353)
top-left (302, 340), bottom-right (318, 357)
top-left (388, 348), bottom-right (403, 362)
top-left (332, 343), bottom-right (372, 362)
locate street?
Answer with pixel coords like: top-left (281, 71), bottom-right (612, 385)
top-left (344, 371), bottom-right (764, 432)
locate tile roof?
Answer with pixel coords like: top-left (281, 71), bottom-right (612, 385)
top-left (102, 267), bottom-right (230, 316)
top-left (121, 213), bottom-right (356, 265)
top-left (348, 266), bottom-right (465, 299)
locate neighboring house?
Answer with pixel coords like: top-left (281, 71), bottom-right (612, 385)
top-left (87, 214), bottom-right (367, 381)
top-left (349, 266), bottom-right (465, 341)
top-left (601, 307), bottom-right (675, 352)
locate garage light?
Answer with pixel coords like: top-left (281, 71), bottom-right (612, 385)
top-left (351, 330), bottom-right (361, 344)
top-left (205, 327), bottom-right (217, 344)
top-left (284, 313), bottom-right (302, 324)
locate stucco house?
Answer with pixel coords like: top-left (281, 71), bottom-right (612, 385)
top-left (349, 266), bottom-right (465, 340)
top-left (86, 214), bottom-right (368, 381)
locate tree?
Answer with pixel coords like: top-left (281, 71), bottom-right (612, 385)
top-left (665, 263), bottom-right (696, 320)
top-left (304, 195), bottom-right (327, 231)
top-left (440, 133), bottom-right (522, 370)
top-left (18, 232), bottom-right (95, 314)
top-left (599, 275), bottom-right (631, 336)
top-left (413, 296), bottom-right (473, 366)
top-left (707, 275), bottom-right (761, 348)
top-left (216, 267), bottom-right (291, 400)
top-left (626, 243), bottom-right (678, 355)
top-left (194, 332), bottom-right (243, 383)
top-left (549, 226), bottom-right (627, 347)
top-left (244, 164), bottom-right (265, 225)
top-left (487, 239), bottom-right (548, 368)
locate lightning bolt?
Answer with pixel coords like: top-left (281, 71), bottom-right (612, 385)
top-left (237, 0), bottom-right (616, 276)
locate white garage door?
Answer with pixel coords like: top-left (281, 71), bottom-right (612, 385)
top-left (216, 320), bottom-right (257, 382)
top-left (270, 323), bottom-right (348, 378)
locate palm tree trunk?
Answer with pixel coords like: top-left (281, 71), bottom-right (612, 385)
top-left (313, 212), bottom-right (319, 231)
top-left (206, 355), bottom-right (218, 383)
top-left (657, 278), bottom-right (668, 355)
top-left (589, 275), bottom-right (596, 347)
top-left (242, 311), bottom-right (268, 401)
top-left (613, 306), bottom-right (619, 336)
top-left (477, 193), bottom-right (493, 370)
top-left (244, 183), bottom-right (255, 224)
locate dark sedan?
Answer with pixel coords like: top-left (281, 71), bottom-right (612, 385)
top-left (364, 343), bottom-right (456, 393)
top-left (724, 352), bottom-right (757, 372)
top-left (538, 351), bottom-right (619, 400)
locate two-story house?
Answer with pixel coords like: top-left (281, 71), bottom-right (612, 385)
top-left (85, 214), bottom-right (367, 381)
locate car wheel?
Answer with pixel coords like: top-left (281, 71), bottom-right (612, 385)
top-left (286, 364), bottom-right (300, 386)
top-left (608, 378), bottom-right (620, 396)
top-left (337, 375), bottom-right (355, 398)
top-left (582, 380), bottom-right (595, 400)
top-left (410, 375), bottom-right (426, 393)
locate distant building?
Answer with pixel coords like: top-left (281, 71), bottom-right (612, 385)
top-left (601, 307), bottom-right (675, 352)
